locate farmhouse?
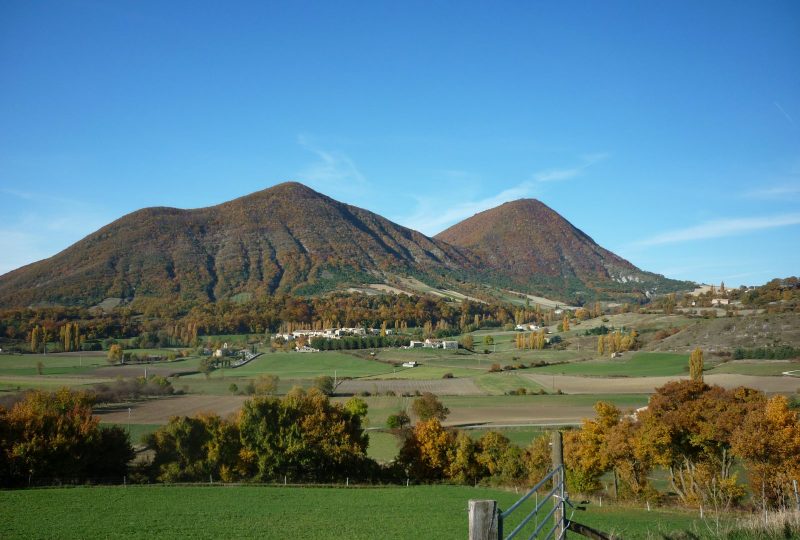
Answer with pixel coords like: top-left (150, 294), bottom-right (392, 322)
top-left (409, 341), bottom-right (424, 348)
top-left (402, 361), bottom-right (418, 368)
top-left (442, 341), bottom-right (458, 350)
top-left (515, 323), bottom-right (541, 331)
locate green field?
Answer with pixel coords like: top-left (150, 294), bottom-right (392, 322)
top-left (365, 430), bottom-right (401, 462)
top-left (0, 353), bottom-right (105, 376)
top-left (100, 423), bottom-right (162, 446)
top-left (530, 351), bottom-right (692, 377)
top-left (473, 372), bottom-right (546, 394)
top-left (189, 351), bottom-right (396, 379)
top-left (441, 393), bottom-right (650, 412)
top-left (708, 360), bottom-right (800, 376)
top-left (0, 485), bottom-right (715, 539)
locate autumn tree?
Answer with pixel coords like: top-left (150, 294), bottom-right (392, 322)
top-left (522, 434), bottom-right (552, 487)
top-left (604, 415), bottom-right (653, 499)
top-left (597, 336), bottom-right (605, 356)
top-left (344, 396), bottom-right (368, 419)
top-left (535, 329), bottom-right (546, 350)
top-left (448, 431), bottom-right (483, 484)
top-left (386, 410), bottom-right (410, 429)
top-left (107, 343), bottom-right (123, 364)
top-left (411, 392), bottom-right (450, 422)
top-left (689, 347), bottom-right (704, 382)
top-left (637, 381), bottom-right (762, 508)
top-left (146, 413), bottom-right (236, 483)
top-left (30, 325), bottom-right (41, 353)
top-left (254, 374), bottom-right (279, 395)
top-left (235, 388), bottom-right (370, 482)
top-left (0, 389), bottom-right (133, 486)
top-left (732, 395), bottom-right (800, 508)
top-left (398, 418), bottom-right (454, 480)
top-left (313, 375), bottom-right (335, 396)
top-left (564, 402), bottom-right (619, 494)
top-left (461, 334), bottom-right (473, 350)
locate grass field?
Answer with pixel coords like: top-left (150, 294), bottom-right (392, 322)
top-left (529, 351), bottom-right (691, 377)
top-left (472, 372), bottom-right (546, 394)
top-left (0, 485), bottom-right (715, 539)
top-left (189, 351), bottom-right (396, 380)
top-left (365, 430), bottom-right (401, 462)
top-left (708, 359), bottom-right (800, 376)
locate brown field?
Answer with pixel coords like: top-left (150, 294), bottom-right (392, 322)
top-left (444, 402), bottom-right (591, 426)
top-left (95, 395), bottom-right (248, 424)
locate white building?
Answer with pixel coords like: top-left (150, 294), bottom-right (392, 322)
top-left (515, 323), bottom-right (541, 331)
top-left (442, 341), bottom-right (458, 350)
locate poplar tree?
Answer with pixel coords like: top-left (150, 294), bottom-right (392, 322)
top-left (63, 323), bottom-right (72, 352)
top-left (689, 348), bottom-right (704, 382)
top-left (30, 326), bottom-right (41, 353)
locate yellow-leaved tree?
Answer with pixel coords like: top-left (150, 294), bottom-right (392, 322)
top-left (689, 347), bottom-right (704, 382)
top-left (732, 395), bottom-right (800, 509)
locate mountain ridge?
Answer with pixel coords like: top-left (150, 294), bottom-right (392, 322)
top-left (0, 182), bottom-right (691, 307)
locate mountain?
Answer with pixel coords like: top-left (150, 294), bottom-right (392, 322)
top-left (0, 182), bottom-right (478, 307)
top-left (0, 184), bottom-right (692, 308)
top-left (435, 199), bottom-right (689, 302)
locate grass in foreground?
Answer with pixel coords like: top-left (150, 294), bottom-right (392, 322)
top-left (0, 485), bottom-right (716, 539)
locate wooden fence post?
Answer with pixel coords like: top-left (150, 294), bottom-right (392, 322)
top-left (468, 500), bottom-right (499, 540)
top-left (552, 431), bottom-right (565, 539)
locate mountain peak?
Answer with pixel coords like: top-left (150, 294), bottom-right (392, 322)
top-left (436, 197), bottom-right (685, 300)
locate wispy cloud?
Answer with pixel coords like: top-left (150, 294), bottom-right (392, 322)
top-left (634, 213), bottom-right (800, 247)
top-left (532, 153), bottom-right (608, 182)
top-left (744, 184), bottom-right (800, 200)
top-left (402, 180), bottom-right (539, 234)
top-left (400, 153), bottom-right (608, 234)
top-left (296, 135), bottom-right (366, 191)
top-left (0, 187), bottom-right (82, 206)
top-left (774, 101), bottom-right (795, 127)
top-left (0, 210), bottom-right (110, 276)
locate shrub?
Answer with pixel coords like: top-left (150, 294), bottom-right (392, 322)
top-left (386, 410), bottom-right (411, 429)
top-left (411, 392), bottom-right (450, 421)
top-left (442, 372), bottom-right (454, 379)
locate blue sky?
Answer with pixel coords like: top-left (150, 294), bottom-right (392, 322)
top-left (1, 1), bottom-right (798, 286)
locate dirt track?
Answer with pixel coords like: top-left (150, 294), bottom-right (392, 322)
top-left (522, 373), bottom-right (800, 394)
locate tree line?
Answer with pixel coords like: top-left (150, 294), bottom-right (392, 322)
top-left (1, 292), bottom-right (557, 352)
